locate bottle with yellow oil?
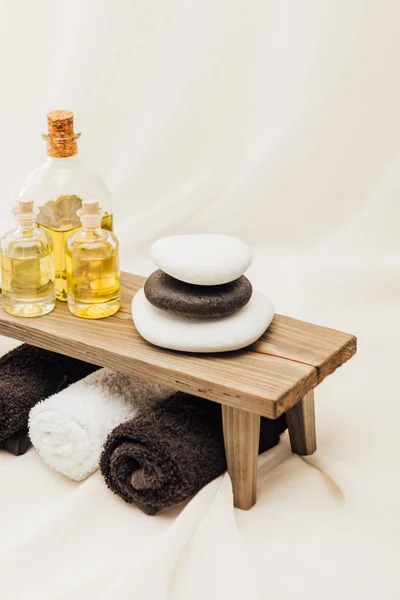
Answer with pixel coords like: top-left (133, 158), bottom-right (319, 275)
top-left (1, 198), bottom-right (55, 317)
top-left (66, 199), bottom-right (120, 319)
top-left (19, 110), bottom-right (113, 302)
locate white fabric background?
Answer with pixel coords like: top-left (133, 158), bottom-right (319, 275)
top-left (0, 0), bottom-right (399, 598)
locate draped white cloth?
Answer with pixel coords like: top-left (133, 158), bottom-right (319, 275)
top-left (0, 0), bottom-right (399, 598)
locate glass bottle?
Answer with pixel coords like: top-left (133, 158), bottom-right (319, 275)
top-left (1, 198), bottom-right (55, 317)
top-left (19, 110), bottom-right (113, 302)
top-left (66, 199), bottom-right (120, 319)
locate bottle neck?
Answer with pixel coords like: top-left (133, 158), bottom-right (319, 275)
top-left (43, 134), bottom-right (80, 159)
top-left (80, 211), bottom-right (103, 230)
top-left (81, 223), bottom-right (103, 236)
top-left (47, 143), bottom-right (78, 159)
top-left (15, 219), bottom-right (36, 235)
top-left (45, 153), bottom-right (80, 163)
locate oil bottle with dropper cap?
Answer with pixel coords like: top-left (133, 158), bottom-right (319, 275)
top-left (1, 197), bottom-right (55, 317)
top-left (65, 199), bottom-right (120, 319)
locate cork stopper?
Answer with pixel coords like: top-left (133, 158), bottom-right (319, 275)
top-left (42, 110), bottom-right (81, 158)
top-left (18, 197), bottom-right (34, 214)
top-left (78, 199), bottom-right (103, 229)
top-left (15, 197), bottom-right (37, 226)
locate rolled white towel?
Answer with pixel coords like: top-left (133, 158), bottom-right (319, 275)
top-left (28, 368), bottom-right (174, 481)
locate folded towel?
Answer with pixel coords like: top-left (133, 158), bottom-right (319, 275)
top-left (100, 393), bottom-right (287, 514)
top-left (0, 344), bottom-right (98, 455)
top-left (29, 369), bottom-right (174, 481)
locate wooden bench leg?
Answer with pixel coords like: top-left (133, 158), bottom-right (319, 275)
top-left (222, 405), bottom-right (260, 510)
top-left (286, 390), bottom-right (317, 455)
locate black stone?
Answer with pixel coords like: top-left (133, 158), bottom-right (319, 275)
top-left (144, 270), bottom-right (252, 318)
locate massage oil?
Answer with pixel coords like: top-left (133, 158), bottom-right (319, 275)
top-left (66, 199), bottom-right (120, 319)
top-left (39, 208), bottom-right (113, 301)
top-left (1, 198), bottom-right (55, 317)
top-left (20, 111), bottom-right (113, 302)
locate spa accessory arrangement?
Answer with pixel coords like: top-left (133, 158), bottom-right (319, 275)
top-left (0, 108), bottom-right (287, 513)
top-left (0, 109), bottom-right (273, 353)
top-left (0, 109), bottom-right (357, 512)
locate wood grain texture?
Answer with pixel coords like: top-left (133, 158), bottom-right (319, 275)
top-left (0, 286), bottom-right (316, 419)
top-left (222, 405), bottom-right (260, 510)
top-left (286, 390), bottom-right (317, 455)
top-left (252, 314), bottom-right (357, 383)
top-left (0, 271), bottom-right (356, 418)
top-left (119, 274), bottom-right (357, 384)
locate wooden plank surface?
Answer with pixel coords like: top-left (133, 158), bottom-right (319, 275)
top-left (119, 274), bottom-right (357, 377)
top-left (253, 316), bottom-right (356, 383)
top-left (0, 271), bottom-right (356, 418)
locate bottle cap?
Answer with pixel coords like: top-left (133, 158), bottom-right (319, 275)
top-left (78, 199), bottom-right (103, 229)
top-left (82, 199), bottom-right (100, 214)
top-left (42, 110), bottom-right (81, 158)
top-left (18, 197), bottom-right (34, 214)
top-left (15, 197), bottom-right (37, 225)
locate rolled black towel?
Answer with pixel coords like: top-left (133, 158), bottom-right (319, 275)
top-left (0, 429), bottom-right (31, 456)
top-left (100, 393), bottom-right (287, 514)
top-left (0, 343), bottom-right (99, 455)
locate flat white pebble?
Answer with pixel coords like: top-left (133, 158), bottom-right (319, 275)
top-left (132, 288), bottom-right (274, 353)
top-left (150, 234), bottom-right (252, 285)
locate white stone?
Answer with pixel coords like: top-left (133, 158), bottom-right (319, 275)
top-left (132, 288), bottom-right (274, 353)
top-left (150, 234), bottom-right (252, 286)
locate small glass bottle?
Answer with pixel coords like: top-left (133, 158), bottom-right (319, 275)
top-left (19, 110), bottom-right (114, 302)
top-left (1, 198), bottom-right (55, 317)
top-left (66, 199), bottom-right (120, 319)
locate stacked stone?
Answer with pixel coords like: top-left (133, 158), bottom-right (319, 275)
top-left (132, 234), bottom-right (274, 353)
